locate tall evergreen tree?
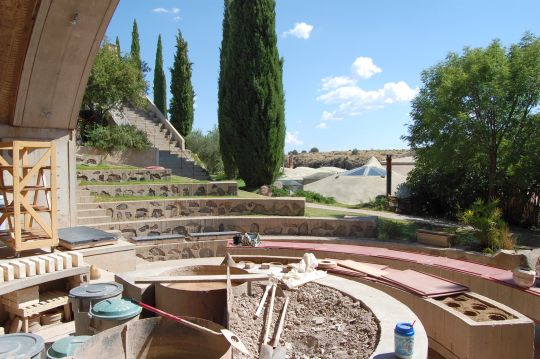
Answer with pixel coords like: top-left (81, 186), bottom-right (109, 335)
top-left (217, 0), bottom-right (237, 178)
top-left (130, 19), bottom-right (142, 74)
top-left (169, 30), bottom-right (194, 137)
top-left (115, 36), bottom-right (121, 58)
top-left (220, 0), bottom-right (286, 186)
top-left (153, 34), bottom-right (167, 116)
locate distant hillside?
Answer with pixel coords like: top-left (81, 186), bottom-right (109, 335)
top-left (289, 149), bottom-right (413, 170)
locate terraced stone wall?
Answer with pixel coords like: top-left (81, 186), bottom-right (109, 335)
top-left (136, 240), bottom-right (229, 262)
top-left (77, 168), bottom-right (172, 182)
top-left (97, 197), bottom-right (305, 221)
top-left (81, 181), bottom-right (238, 197)
top-left (95, 216), bottom-right (377, 239)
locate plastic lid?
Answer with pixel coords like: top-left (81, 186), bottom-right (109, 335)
top-left (69, 282), bottom-right (123, 300)
top-left (46, 336), bottom-right (91, 358)
top-left (0, 333), bottom-right (44, 358)
top-left (394, 323), bottom-right (415, 336)
top-left (90, 298), bottom-right (142, 320)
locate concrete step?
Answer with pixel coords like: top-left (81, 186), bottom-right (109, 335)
top-left (78, 195), bottom-right (95, 203)
top-left (77, 202), bottom-right (100, 210)
top-left (77, 215), bottom-right (111, 225)
top-left (77, 208), bottom-right (108, 217)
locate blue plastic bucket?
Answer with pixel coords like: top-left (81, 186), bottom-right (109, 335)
top-left (394, 322), bottom-right (414, 358)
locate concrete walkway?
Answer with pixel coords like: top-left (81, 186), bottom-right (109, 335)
top-left (306, 203), bottom-right (461, 227)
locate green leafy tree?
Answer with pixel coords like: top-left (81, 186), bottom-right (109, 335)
top-left (218, 0), bottom-right (237, 178)
top-left (219, 0), bottom-right (286, 186)
top-left (185, 126), bottom-right (223, 174)
top-left (169, 30), bottom-right (194, 137)
top-left (130, 20), bottom-right (141, 73)
top-left (153, 34), bottom-right (167, 116)
top-left (81, 41), bottom-right (147, 123)
top-left (405, 34), bottom-right (540, 222)
top-left (115, 36), bottom-right (121, 58)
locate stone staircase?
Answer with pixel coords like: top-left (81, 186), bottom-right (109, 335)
top-left (121, 106), bottom-right (210, 180)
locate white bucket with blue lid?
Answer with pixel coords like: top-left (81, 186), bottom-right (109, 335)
top-left (394, 322), bottom-right (414, 358)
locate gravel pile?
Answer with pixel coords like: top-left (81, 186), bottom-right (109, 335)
top-left (230, 282), bottom-right (379, 359)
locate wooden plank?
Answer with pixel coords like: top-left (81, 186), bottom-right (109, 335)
top-left (135, 273), bottom-right (269, 284)
top-left (338, 260), bottom-right (388, 278)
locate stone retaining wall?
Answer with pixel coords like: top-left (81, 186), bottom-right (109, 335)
top-left (76, 146), bottom-right (159, 168)
top-left (94, 215), bottom-right (377, 239)
top-left (77, 168), bottom-right (172, 182)
top-left (136, 240), bottom-right (229, 262)
top-left (81, 181), bottom-right (238, 197)
top-left (96, 197), bottom-right (305, 221)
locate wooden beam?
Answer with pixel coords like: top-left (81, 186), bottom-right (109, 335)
top-left (135, 273), bottom-right (269, 284)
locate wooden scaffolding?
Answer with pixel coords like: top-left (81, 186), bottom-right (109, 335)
top-left (0, 141), bottom-right (58, 253)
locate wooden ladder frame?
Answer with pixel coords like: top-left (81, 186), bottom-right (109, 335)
top-left (0, 141), bottom-right (58, 253)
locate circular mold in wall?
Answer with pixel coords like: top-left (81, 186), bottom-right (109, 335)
top-left (472, 303), bottom-right (488, 311)
top-left (155, 265), bottom-right (248, 326)
top-left (446, 302), bottom-right (461, 308)
top-left (463, 310), bottom-right (479, 317)
top-left (488, 313), bottom-right (508, 321)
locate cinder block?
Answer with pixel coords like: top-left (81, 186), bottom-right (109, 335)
top-left (19, 259), bottom-right (36, 276)
top-left (0, 267), bottom-right (4, 283)
top-left (9, 261), bottom-right (26, 279)
top-left (69, 252), bottom-right (84, 267)
top-left (0, 264), bottom-right (15, 281)
top-left (56, 252), bottom-right (72, 269)
top-left (39, 256), bottom-right (55, 273)
top-left (30, 257), bottom-right (46, 275)
top-left (48, 254), bottom-right (64, 271)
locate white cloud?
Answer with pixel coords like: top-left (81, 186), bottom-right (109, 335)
top-left (321, 76), bottom-right (357, 90)
top-left (321, 111), bottom-right (343, 121)
top-left (153, 7), bottom-right (180, 14)
top-left (283, 22), bottom-right (314, 39)
top-left (315, 123), bottom-right (327, 129)
top-left (351, 57), bottom-right (382, 79)
top-left (286, 131), bottom-right (303, 145)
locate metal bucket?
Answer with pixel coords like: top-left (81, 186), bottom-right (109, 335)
top-left (72, 317), bottom-right (232, 359)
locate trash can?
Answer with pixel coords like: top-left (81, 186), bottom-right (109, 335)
top-left (0, 333), bottom-right (45, 358)
top-left (46, 336), bottom-right (91, 358)
top-left (69, 282), bottom-right (123, 335)
top-left (89, 298), bottom-right (142, 334)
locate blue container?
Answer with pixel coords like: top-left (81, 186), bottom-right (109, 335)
top-left (394, 322), bottom-right (414, 359)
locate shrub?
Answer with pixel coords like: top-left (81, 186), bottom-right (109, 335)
top-left (309, 147), bottom-right (319, 153)
top-left (185, 126), bottom-right (223, 175)
top-left (378, 220), bottom-right (403, 240)
top-left (270, 186), bottom-right (289, 197)
top-left (359, 195), bottom-right (390, 211)
top-left (461, 199), bottom-right (514, 252)
top-left (294, 190), bottom-right (336, 204)
top-left (289, 150), bottom-right (299, 155)
top-left (351, 148), bottom-right (359, 155)
top-left (86, 125), bottom-right (150, 153)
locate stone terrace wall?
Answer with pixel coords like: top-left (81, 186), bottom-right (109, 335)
top-left (136, 240), bottom-right (228, 262)
top-left (96, 197), bottom-right (305, 221)
top-left (80, 181), bottom-right (238, 197)
top-left (77, 168), bottom-right (172, 182)
top-left (94, 216), bottom-right (377, 239)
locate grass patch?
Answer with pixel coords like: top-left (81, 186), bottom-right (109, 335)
top-left (93, 190), bottom-right (261, 202)
top-left (79, 175), bottom-right (205, 186)
top-left (77, 164), bottom-right (138, 170)
top-left (304, 207), bottom-right (365, 218)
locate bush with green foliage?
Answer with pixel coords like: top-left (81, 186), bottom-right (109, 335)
top-left (359, 195), bottom-right (391, 211)
top-left (309, 147), bottom-right (319, 153)
top-left (377, 220), bottom-right (404, 240)
top-left (351, 148), bottom-right (359, 155)
top-left (270, 187), bottom-right (336, 204)
top-left (85, 125), bottom-right (150, 153)
top-left (461, 199), bottom-right (514, 252)
top-left (185, 127), bottom-right (223, 175)
top-left (289, 150), bottom-right (299, 155)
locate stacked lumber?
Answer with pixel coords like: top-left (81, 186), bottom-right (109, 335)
top-left (0, 286), bottom-right (38, 308)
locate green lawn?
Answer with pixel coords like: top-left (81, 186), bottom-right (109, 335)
top-left (77, 164), bottom-right (138, 170)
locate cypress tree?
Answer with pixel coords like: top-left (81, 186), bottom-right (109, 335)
top-left (223, 0), bottom-right (286, 186)
top-left (217, 0), bottom-right (237, 178)
top-left (130, 19), bottom-right (142, 74)
top-left (153, 34), bottom-right (167, 116)
top-left (169, 30), bottom-right (194, 137)
top-left (115, 36), bottom-right (121, 58)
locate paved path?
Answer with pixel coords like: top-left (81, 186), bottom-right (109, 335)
top-left (306, 202), bottom-right (461, 227)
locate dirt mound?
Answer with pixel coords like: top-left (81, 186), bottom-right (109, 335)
top-left (290, 149), bottom-right (413, 170)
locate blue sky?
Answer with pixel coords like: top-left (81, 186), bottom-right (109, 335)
top-left (106, 0), bottom-right (540, 152)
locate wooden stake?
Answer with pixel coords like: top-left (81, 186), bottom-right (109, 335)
top-left (262, 284), bottom-right (277, 345)
top-left (272, 296), bottom-right (290, 347)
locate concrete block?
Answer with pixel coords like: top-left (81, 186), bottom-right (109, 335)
top-left (0, 267), bottom-right (4, 282)
top-left (9, 261), bottom-right (26, 279)
top-left (19, 259), bottom-right (36, 276)
top-left (0, 264), bottom-right (14, 281)
top-left (29, 257), bottom-right (46, 275)
top-left (69, 252), bottom-right (84, 267)
top-left (39, 256), bottom-right (56, 273)
top-left (48, 254), bottom-right (64, 271)
top-left (56, 252), bottom-right (72, 269)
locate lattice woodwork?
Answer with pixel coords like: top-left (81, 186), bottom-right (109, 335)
top-left (0, 141), bottom-right (58, 253)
